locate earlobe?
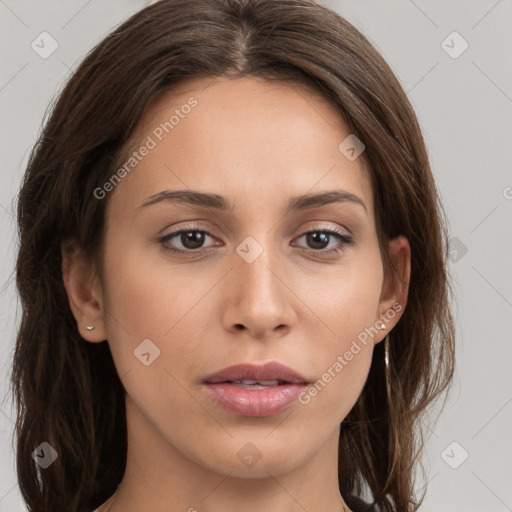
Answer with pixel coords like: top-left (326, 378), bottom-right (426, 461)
top-left (375, 235), bottom-right (411, 343)
top-left (61, 243), bottom-right (107, 342)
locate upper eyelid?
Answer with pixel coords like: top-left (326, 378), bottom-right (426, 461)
top-left (160, 224), bottom-right (352, 248)
top-left (161, 223), bottom-right (350, 238)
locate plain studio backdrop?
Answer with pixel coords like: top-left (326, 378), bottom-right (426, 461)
top-left (0, 1), bottom-right (511, 511)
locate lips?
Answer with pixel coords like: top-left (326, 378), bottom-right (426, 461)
top-left (202, 362), bottom-right (310, 417)
top-left (203, 361), bottom-right (309, 385)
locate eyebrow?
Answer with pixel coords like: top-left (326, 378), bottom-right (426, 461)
top-left (139, 188), bottom-right (367, 215)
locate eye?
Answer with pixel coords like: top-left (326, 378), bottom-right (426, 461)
top-left (292, 228), bottom-right (354, 256)
top-left (158, 225), bottom-right (354, 257)
top-left (159, 224), bottom-right (218, 254)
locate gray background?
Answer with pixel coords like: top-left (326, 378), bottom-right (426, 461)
top-left (1, 1), bottom-right (511, 511)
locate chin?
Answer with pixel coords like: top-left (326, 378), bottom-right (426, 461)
top-left (187, 433), bottom-right (310, 478)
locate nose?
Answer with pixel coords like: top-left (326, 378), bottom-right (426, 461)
top-left (221, 238), bottom-right (297, 340)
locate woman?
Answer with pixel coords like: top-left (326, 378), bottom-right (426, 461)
top-left (11, 1), bottom-right (455, 511)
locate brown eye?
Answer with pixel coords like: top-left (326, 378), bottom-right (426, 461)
top-left (160, 226), bottom-right (217, 254)
top-left (293, 229), bottom-right (354, 256)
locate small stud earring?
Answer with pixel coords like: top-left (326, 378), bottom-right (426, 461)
top-left (85, 325), bottom-right (95, 331)
top-left (379, 321), bottom-right (386, 330)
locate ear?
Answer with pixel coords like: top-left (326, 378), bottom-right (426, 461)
top-left (61, 242), bottom-right (108, 342)
top-left (374, 235), bottom-right (411, 344)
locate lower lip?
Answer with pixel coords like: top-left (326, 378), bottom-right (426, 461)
top-left (203, 382), bottom-right (307, 417)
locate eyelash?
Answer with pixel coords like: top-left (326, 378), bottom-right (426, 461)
top-left (159, 223), bottom-right (354, 258)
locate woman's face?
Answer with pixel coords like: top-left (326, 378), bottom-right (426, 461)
top-left (73, 76), bottom-right (409, 480)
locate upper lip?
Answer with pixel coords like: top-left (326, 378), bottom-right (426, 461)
top-left (203, 361), bottom-right (310, 384)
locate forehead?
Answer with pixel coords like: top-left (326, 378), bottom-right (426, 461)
top-left (107, 76), bottom-right (374, 223)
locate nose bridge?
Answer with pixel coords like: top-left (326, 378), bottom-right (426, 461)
top-left (236, 232), bottom-right (282, 306)
top-left (239, 235), bottom-right (278, 297)
top-left (223, 231), bottom-right (295, 336)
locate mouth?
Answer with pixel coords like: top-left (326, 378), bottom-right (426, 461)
top-left (219, 379), bottom-right (291, 389)
top-left (203, 361), bottom-right (310, 385)
top-left (202, 362), bottom-right (310, 417)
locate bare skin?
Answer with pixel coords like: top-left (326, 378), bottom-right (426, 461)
top-left (63, 76), bottom-right (410, 512)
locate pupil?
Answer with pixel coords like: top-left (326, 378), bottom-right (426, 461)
top-left (182, 231), bottom-right (204, 249)
top-left (307, 232), bottom-right (329, 249)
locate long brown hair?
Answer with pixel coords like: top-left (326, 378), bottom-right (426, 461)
top-left (11, 1), bottom-right (455, 510)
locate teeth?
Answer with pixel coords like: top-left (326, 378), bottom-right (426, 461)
top-left (231, 379), bottom-right (281, 388)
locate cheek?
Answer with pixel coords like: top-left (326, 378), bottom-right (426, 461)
top-left (99, 242), bottom-right (225, 394)
top-left (295, 302), bottom-right (376, 430)
top-left (298, 251), bottom-right (383, 344)
top-left (99, 247), bottom-right (207, 425)
top-left (101, 243), bottom-right (211, 339)
top-left (296, 353), bottom-right (373, 437)
top-left (293, 258), bottom-right (382, 419)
